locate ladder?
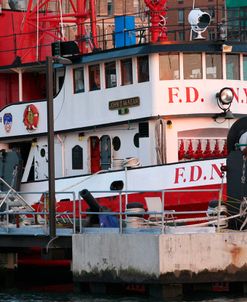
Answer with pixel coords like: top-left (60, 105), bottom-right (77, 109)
top-left (0, 174), bottom-right (35, 225)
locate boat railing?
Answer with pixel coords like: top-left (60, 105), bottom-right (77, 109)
top-left (0, 188), bottom-right (76, 235)
top-left (78, 188), bottom-right (234, 235)
top-left (0, 6), bottom-right (246, 68)
top-left (0, 187), bottom-right (245, 236)
top-left (85, 6), bottom-right (247, 50)
top-left (54, 9), bottom-right (247, 54)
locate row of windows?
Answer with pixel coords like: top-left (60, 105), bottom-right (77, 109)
top-left (159, 53), bottom-right (247, 81)
top-left (73, 55), bottom-right (149, 93)
top-left (73, 52), bottom-right (246, 95)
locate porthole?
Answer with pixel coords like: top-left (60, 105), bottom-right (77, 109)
top-left (40, 148), bottom-right (46, 157)
top-left (112, 136), bottom-right (121, 151)
top-left (134, 133), bottom-right (139, 148)
top-left (110, 180), bottom-right (124, 191)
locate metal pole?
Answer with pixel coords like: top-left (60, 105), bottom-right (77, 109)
top-left (119, 191), bottom-right (122, 234)
top-left (125, 165), bottom-right (128, 205)
top-left (217, 172), bottom-right (224, 232)
top-left (216, 0), bottom-right (219, 35)
top-left (161, 190), bottom-right (165, 234)
top-left (46, 56), bottom-right (56, 238)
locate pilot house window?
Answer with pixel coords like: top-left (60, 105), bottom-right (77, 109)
top-left (89, 64), bottom-right (101, 91)
top-left (72, 145), bottom-right (83, 169)
top-left (244, 55), bottom-right (247, 80)
top-left (183, 53), bottom-right (202, 79)
top-left (206, 54), bottom-right (222, 79)
top-left (137, 56), bottom-right (149, 83)
top-left (226, 54), bottom-right (240, 80)
top-left (159, 53), bottom-right (179, 80)
top-left (121, 58), bottom-right (133, 85)
top-left (105, 61), bottom-right (117, 88)
top-left (74, 68), bottom-right (85, 93)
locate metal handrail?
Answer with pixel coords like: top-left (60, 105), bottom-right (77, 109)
top-left (78, 188), bottom-right (223, 234)
top-left (0, 187), bottom-right (230, 235)
top-left (0, 190), bottom-right (76, 234)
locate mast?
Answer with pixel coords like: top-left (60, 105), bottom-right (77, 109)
top-left (0, 0), bottom-right (98, 65)
top-left (144, 0), bottom-right (168, 42)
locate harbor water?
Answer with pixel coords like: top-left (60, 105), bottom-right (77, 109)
top-left (0, 290), bottom-right (246, 302)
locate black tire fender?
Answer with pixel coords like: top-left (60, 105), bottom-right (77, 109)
top-left (227, 117), bottom-right (247, 153)
top-left (126, 202), bottom-right (144, 209)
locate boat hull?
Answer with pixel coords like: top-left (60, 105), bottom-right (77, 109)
top-left (21, 157), bottom-right (226, 214)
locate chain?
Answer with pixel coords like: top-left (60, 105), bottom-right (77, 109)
top-left (241, 156), bottom-right (246, 184)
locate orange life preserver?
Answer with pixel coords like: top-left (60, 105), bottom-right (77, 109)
top-left (23, 104), bottom-right (39, 130)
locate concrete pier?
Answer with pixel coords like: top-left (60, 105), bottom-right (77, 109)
top-left (72, 230), bottom-right (247, 299)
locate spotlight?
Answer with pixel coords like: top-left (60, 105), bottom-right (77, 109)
top-left (188, 8), bottom-right (211, 40)
top-left (216, 87), bottom-right (234, 106)
top-left (215, 87), bottom-right (234, 120)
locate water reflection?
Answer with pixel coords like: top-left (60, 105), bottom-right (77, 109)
top-left (0, 291), bottom-right (247, 302)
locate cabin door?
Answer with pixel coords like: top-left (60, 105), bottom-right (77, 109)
top-left (100, 135), bottom-right (111, 170)
top-left (90, 136), bottom-right (100, 173)
top-left (34, 144), bottom-right (48, 180)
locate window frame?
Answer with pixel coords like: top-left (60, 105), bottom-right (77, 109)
top-left (178, 9), bottom-right (184, 24)
top-left (89, 64), bottom-right (101, 91)
top-left (226, 54), bottom-right (240, 80)
top-left (121, 58), bottom-right (133, 86)
top-left (183, 53), bottom-right (202, 79)
top-left (105, 61), bottom-right (117, 88)
top-left (73, 67), bottom-right (85, 94)
top-left (243, 55), bottom-right (247, 80)
top-left (159, 53), bottom-right (180, 80)
top-left (72, 145), bottom-right (83, 170)
top-left (137, 55), bottom-right (150, 83)
top-left (206, 53), bottom-right (223, 79)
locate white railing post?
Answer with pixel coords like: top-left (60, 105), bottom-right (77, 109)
top-left (73, 192), bottom-right (76, 234)
top-left (161, 190), bottom-right (165, 234)
top-left (119, 191), bottom-right (123, 234)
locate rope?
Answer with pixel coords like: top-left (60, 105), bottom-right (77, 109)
top-left (61, 169), bottom-right (107, 192)
top-left (220, 194), bottom-right (247, 227)
top-left (123, 157), bottom-right (140, 168)
top-left (61, 157), bottom-right (140, 192)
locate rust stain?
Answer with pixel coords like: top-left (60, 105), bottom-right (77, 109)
top-left (230, 246), bottom-right (242, 266)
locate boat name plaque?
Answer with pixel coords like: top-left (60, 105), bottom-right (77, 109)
top-left (109, 97), bottom-right (140, 110)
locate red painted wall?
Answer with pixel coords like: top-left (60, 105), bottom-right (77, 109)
top-left (0, 9), bottom-right (53, 66)
top-left (0, 73), bottom-right (46, 107)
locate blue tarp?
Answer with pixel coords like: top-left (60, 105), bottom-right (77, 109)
top-left (99, 214), bottom-right (119, 228)
top-left (114, 16), bottom-right (136, 48)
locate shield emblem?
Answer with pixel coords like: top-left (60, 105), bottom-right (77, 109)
top-left (3, 113), bottom-right (12, 133)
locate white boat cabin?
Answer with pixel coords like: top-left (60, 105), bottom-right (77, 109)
top-left (0, 42), bottom-right (245, 183)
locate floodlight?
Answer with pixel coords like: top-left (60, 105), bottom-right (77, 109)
top-left (188, 8), bottom-right (211, 40)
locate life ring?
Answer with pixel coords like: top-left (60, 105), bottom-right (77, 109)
top-left (23, 104), bottom-right (39, 130)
